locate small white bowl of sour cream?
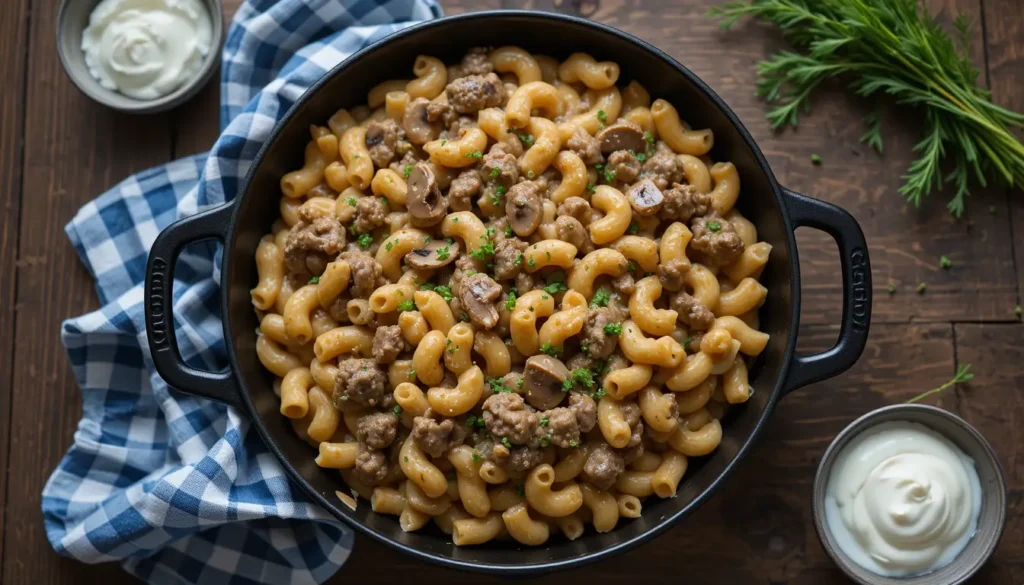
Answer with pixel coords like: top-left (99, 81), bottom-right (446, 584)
top-left (813, 404), bottom-right (1006, 585)
top-left (57, 0), bottom-right (224, 114)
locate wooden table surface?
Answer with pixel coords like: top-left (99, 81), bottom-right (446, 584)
top-left (2, 0), bottom-right (1023, 583)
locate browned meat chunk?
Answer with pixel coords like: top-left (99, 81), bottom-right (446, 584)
top-left (582, 306), bottom-right (624, 358)
top-left (448, 170), bottom-right (482, 212)
top-left (356, 412), bottom-right (398, 450)
top-left (482, 145), bottom-right (519, 187)
top-left (612, 272), bottom-right (635, 297)
top-left (607, 149), bottom-right (641, 184)
top-left (555, 216), bottom-right (592, 253)
top-left (516, 272), bottom-right (536, 296)
top-left (364, 118), bottom-right (402, 168)
top-left (446, 73), bottom-right (504, 114)
top-left (372, 325), bottom-right (404, 364)
top-left (482, 392), bottom-right (539, 445)
top-left (626, 178), bottom-right (664, 216)
top-left (640, 143), bottom-right (684, 190)
top-left (568, 393), bottom-right (597, 433)
top-left (334, 358), bottom-right (388, 408)
top-left (658, 258), bottom-right (691, 292)
top-left (426, 100), bottom-right (458, 127)
top-left (389, 150), bottom-right (423, 176)
top-left (411, 415), bottom-right (456, 458)
top-left (284, 217), bottom-right (346, 275)
top-left (352, 195), bottom-right (387, 235)
top-left (447, 116), bottom-right (478, 138)
top-left (690, 213), bottom-right (744, 266)
top-left (566, 126), bottom-right (603, 165)
top-left (505, 181), bottom-right (543, 237)
top-left (306, 183), bottom-right (338, 199)
top-left (354, 446), bottom-right (388, 486)
top-left (620, 402), bottom-right (643, 448)
top-left (507, 447), bottom-right (545, 474)
top-left (492, 237), bottom-right (526, 280)
top-left (541, 407), bottom-right (580, 449)
top-left (557, 196), bottom-right (591, 223)
top-left (461, 47), bottom-right (494, 75)
top-left (450, 254), bottom-right (479, 298)
top-left (341, 251), bottom-right (381, 299)
top-left (458, 273), bottom-right (502, 329)
top-left (596, 119), bottom-right (646, 154)
top-left (584, 442), bottom-right (624, 490)
top-left (671, 291), bottom-right (716, 330)
top-left (661, 182), bottom-right (711, 222)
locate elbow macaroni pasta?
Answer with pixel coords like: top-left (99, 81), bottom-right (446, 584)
top-left (253, 46), bottom-right (772, 546)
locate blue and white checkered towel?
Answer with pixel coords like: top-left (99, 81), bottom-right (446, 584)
top-left (42, 1), bottom-right (442, 583)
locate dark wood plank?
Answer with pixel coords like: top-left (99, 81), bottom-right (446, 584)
top-left (983, 0), bottom-right (1024, 307)
top-left (950, 324), bottom-right (1024, 585)
top-left (0, 0), bottom-right (32, 571)
top-left (332, 323), bottom-right (955, 584)
top-left (3, 0), bottom-right (172, 580)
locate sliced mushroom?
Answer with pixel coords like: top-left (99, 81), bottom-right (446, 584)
top-left (523, 355), bottom-right (571, 410)
top-left (627, 179), bottom-right (665, 216)
top-left (596, 119), bottom-right (646, 154)
top-left (458, 273), bottom-right (502, 329)
top-left (407, 163), bottom-right (448, 227)
top-left (505, 181), bottom-right (543, 237)
top-left (402, 97), bottom-right (442, 146)
top-left (405, 239), bottom-right (460, 270)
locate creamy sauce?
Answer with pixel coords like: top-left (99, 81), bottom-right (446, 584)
top-left (825, 421), bottom-right (982, 577)
top-left (81, 0), bottom-right (213, 100)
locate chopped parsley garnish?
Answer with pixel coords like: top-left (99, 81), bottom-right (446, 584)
top-left (917, 282), bottom-right (927, 294)
top-left (597, 109), bottom-right (607, 124)
top-left (516, 377), bottom-right (524, 389)
top-left (484, 227), bottom-right (496, 241)
top-left (404, 456), bottom-right (408, 462)
top-left (586, 183), bottom-right (596, 193)
top-left (545, 251), bottom-right (552, 260)
top-left (569, 438), bottom-right (579, 448)
top-left (887, 283), bottom-right (898, 294)
top-left (308, 276), bottom-right (320, 285)
top-left (539, 342), bottom-right (562, 356)
top-left (706, 220), bottom-right (722, 233)
top-left (465, 414), bottom-right (487, 429)
top-left (490, 167), bottom-right (501, 180)
top-left (632, 149), bottom-right (647, 162)
top-left (514, 482), bottom-right (525, 497)
top-left (571, 368), bottom-right (595, 389)
top-left (682, 336), bottom-right (696, 348)
top-left (590, 289), bottom-right (610, 307)
top-left (392, 405), bottom-right (402, 416)
top-left (446, 237), bottom-right (455, 244)
top-left (603, 323), bottom-right (623, 335)
top-left (514, 252), bottom-right (524, 266)
top-left (446, 338), bottom-right (456, 354)
top-left (357, 233), bottom-right (373, 249)
top-left (346, 197), bottom-right (357, 206)
top-left (562, 378), bottom-right (574, 392)
top-left (466, 150), bottom-right (483, 160)
top-left (592, 387), bottom-right (607, 400)
top-left (469, 242), bottom-right (495, 261)
top-left (644, 131), bottom-right (655, 147)
top-left (472, 452), bottom-right (481, 462)
top-left (384, 241), bottom-right (394, 252)
top-left (505, 291), bottom-right (518, 311)
top-left (501, 437), bottom-right (512, 449)
top-left (627, 260), bottom-right (638, 273)
top-left (421, 282), bottom-right (454, 302)
top-left (453, 217), bottom-right (459, 223)
top-left (423, 235), bottom-right (432, 244)
top-left (527, 170), bottom-right (535, 179)
top-left (440, 139), bottom-right (448, 146)
top-left (460, 311), bottom-right (469, 322)
top-left (543, 281), bottom-right (568, 295)
top-left (487, 377), bottom-right (512, 394)
top-left (408, 368), bottom-right (417, 379)
top-left (379, 196), bottom-right (389, 206)
top-left (527, 257), bottom-right (536, 268)
top-left (504, 225), bottom-right (513, 238)
top-left (436, 246), bottom-right (451, 261)
top-left (403, 164), bottom-right (413, 178)
top-left (540, 416), bottom-right (550, 427)
top-left (539, 436), bottom-right (550, 447)
top-left (603, 167), bottom-right (617, 183)
top-left (397, 300), bottom-right (415, 312)
top-left (939, 255), bottom-right (952, 269)
top-left (810, 153), bottom-right (822, 165)
top-left (627, 222), bottom-right (639, 235)
top-left (517, 133), bottom-right (535, 148)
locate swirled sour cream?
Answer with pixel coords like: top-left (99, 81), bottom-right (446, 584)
top-left (81, 0), bottom-right (212, 100)
top-left (825, 421), bottom-right (982, 577)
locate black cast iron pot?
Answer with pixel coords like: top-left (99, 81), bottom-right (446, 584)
top-left (144, 10), bottom-right (872, 575)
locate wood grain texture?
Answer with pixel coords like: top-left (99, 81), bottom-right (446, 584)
top-left (2, 0), bottom-right (172, 579)
top-left (950, 324), bottom-right (1024, 585)
top-left (330, 324), bottom-right (956, 584)
top-left (0, 0), bottom-right (32, 571)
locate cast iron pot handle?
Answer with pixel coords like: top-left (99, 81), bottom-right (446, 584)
top-left (144, 204), bottom-right (241, 408)
top-left (781, 188), bottom-right (871, 394)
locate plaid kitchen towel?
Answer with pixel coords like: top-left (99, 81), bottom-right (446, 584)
top-left (41, 1), bottom-right (442, 583)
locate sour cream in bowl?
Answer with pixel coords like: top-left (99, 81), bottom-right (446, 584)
top-left (812, 404), bottom-right (1006, 585)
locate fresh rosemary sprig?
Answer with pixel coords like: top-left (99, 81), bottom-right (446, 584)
top-left (906, 364), bottom-right (973, 404)
top-left (709, 0), bottom-right (1024, 217)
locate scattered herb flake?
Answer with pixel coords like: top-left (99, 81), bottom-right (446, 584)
top-left (308, 276), bottom-right (320, 285)
top-left (403, 164), bottom-right (413, 178)
top-left (591, 289), bottom-right (610, 307)
top-left (603, 323), bottom-right (623, 335)
top-left (586, 183), bottom-right (596, 193)
top-left (572, 368), bottom-right (595, 389)
top-left (501, 437), bottom-right (512, 449)
top-left (810, 153), bottom-right (822, 165)
top-left (518, 133), bottom-right (535, 148)
top-left (597, 109), bottom-right (607, 124)
top-left (627, 222), bottom-right (639, 235)
top-left (917, 282), bottom-right (927, 294)
top-left (347, 197), bottom-right (357, 206)
top-left (707, 221), bottom-right (722, 233)
top-left (490, 167), bottom-right (501, 179)
top-left (436, 246), bottom-right (451, 261)
top-left (357, 233), bottom-right (373, 249)
top-left (887, 283), bottom-right (897, 294)
top-left (397, 300), bottom-right (415, 312)
top-left (539, 342), bottom-right (562, 356)
top-left (939, 255), bottom-right (952, 269)
top-left (465, 150), bottom-right (483, 160)
top-left (505, 291), bottom-right (518, 311)
top-left (392, 405), bottom-right (402, 416)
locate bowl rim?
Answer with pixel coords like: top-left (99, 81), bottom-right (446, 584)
top-left (218, 9), bottom-right (805, 574)
top-left (55, 0), bottom-right (225, 114)
top-left (811, 403), bottom-right (1007, 585)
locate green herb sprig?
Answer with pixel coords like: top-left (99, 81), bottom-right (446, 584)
top-left (906, 364), bottom-right (973, 403)
top-left (710, 0), bottom-right (1024, 217)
